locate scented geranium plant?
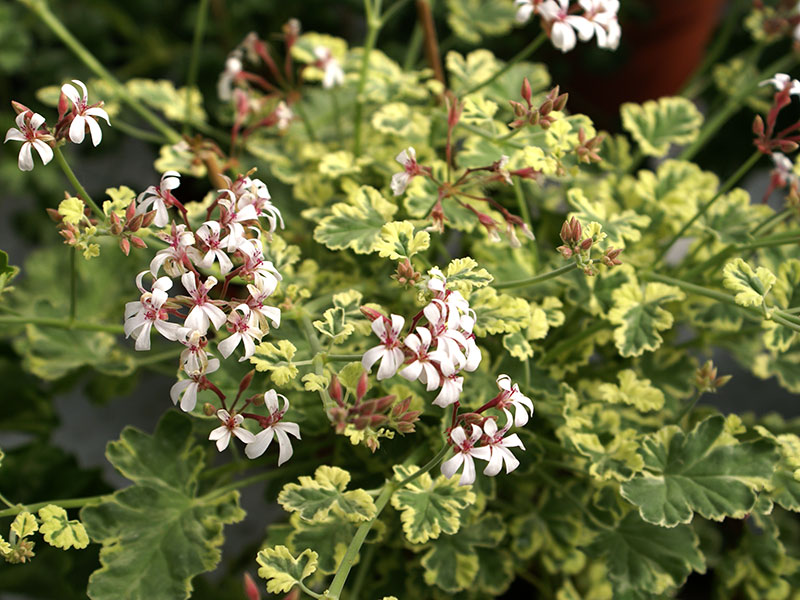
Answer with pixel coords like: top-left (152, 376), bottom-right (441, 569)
top-left (2, 0), bottom-right (800, 598)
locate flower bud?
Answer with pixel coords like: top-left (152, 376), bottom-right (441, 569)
top-left (554, 92), bottom-right (569, 112)
top-left (203, 403), bottom-right (216, 416)
top-left (329, 375), bottom-right (343, 405)
top-left (109, 212), bottom-right (123, 236)
top-left (359, 306), bottom-right (383, 322)
top-left (539, 99), bottom-right (554, 116)
top-left (11, 100), bottom-right (31, 116)
top-left (130, 236), bottom-right (147, 249)
top-left (356, 371), bottom-right (368, 402)
top-left (141, 210), bottom-right (158, 229)
top-left (752, 115), bottom-right (765, 136)
top-left (127, 214), bottom-right (144, 232)
top-left (125, 201), bottom-right (136, 222)
top-left (238, 370), bottom-right (255, 396)
top-left (243, 572), bottom-right (261, 600)
top-left (602, 247), bottom-right (623, 267)
top-left (521, 77), bottom-right (532, 105)
top-left (119, 237), bottom-right (131, 256)
top-left (580, 238), bottom-right (593, 251)
top-left (46, 208), bottom-right (63, 222)
top-left (778, 140), bottom-right (799, 153)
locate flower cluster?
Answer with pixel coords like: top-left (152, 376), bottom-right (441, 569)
top-left (4, 79), bottom-right (109, 172)
top-left (515, 0), bottom-right (621, 53)
top-left (121, 170), bottom-right (298, 464)
top-left (757, 74), bottom-right (800, 203)
top-left (442, 375), bottom-right (533, 486)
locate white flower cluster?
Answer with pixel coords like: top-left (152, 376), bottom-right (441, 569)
top-left (362, 268), bottom-right (481, 407)
top-left (124, 173), bottom-right (281, 397)
top-left (515, 0), bottom-right (621, 53)
top-left (4, 79), bottom-right (109, 171)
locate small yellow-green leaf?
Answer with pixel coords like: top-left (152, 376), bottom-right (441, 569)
top-left (390, 465), bottom-right (476, 544)
top-left (103, 186), bottom-right (136, 217)
top-left (278, 466), bottom-right (377, 523)
top-left (314, 186), bottom-right (398, 254)
top-left (302, 372), bottom-right (330, 392)
top-left (621, 97), bottom-right (704, 157)
top-left (597, 369), bottom-right (665, 412)
top-left (58, 197), bottom-right (86, 225)
top-left (723, 258), bottom-right (776, 307)
top-left (0, 535), bottom-right (10, 556)
top-left (445, 257), bottom-right (494, 292)
top-left (446, 0), bottom-right (516, 44)
top-left (256, 545), bottom-right (318, 594)
top-left (503, 330), bottom-right (534, 361)
top-left (11, 512), bottom-right (38, 539)
top-left (567, 188), bottom-right (650, 249)
top-left (38, 504), bottom-right (89, 550)
top-left (154, 143), bottom-right (206, 177)
top-left (313, 307), bottom-right (355, 344)
top-left (374, 221), bottom-right (430, 261)
top-left (470, 287), bottom-right (531, 336)
top-left (250, 340), bottom-right (299, 386)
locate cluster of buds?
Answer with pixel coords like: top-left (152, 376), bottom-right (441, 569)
top-left (695, 360), bottom-right (732, 394)
top-left (361, 268), bottom-right (482, 408)
top-left (749, 0), bottom-right (800, 45)
top-left (441, 375), bottom-right (533, 486)
top-left (755, 74), bottom-right (800, 155)
top-left (392, 259), bottom-right (421, 287)
top-left (509, 81), bottom-right (568, 130)
top-left (574, 127), bottom-right (606, 164)
top-left (4, 80), bottom-right (110, 172)
top-left (515, 0), bottom-right (621, 53)
top-left (327, 372), bottom-right (421, 451)
top-left (557, 216), bottom-right (621, 273)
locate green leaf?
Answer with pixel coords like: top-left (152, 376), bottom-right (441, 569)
top-left (597, 369), bottom-right (665, 412)
top-left (754, 347), bottom-right (800, 393)
top-left (620, 416), bottom-right (778, 527)
top-left (470, 286), bottom-right (531, 336)
top-left (589, 512), bottom-right (705, 595)
top-left (312, 307), bottom-right (355, 345)
top-left (11, 512), bottom-right (38, 539)
top-left (314, 185), bottom-right (398, 254)
top-left (566, 188), bottom-right (650, 249)
top-left (444, 257), bottom-right (494, 293)
top-left (57, 197), bottom-right (86, 225)
top-left (607, 278), bottom-right (685, 357)
top-left (420, 512), bottom-right (506, 593)
top-left (38, 504), bottom-right (89, 550)
top-left (103, 186), bottom-right (136, 217)
top-left (154, 143), bottom-right (207, 177)
top-left (390, 465), bottom-right (476, 544)
top-left (256, 545), bottom-right (318, 594)
top-left (81, 412), bottom-right (245, 600)
top-left (126, 79), bottom-right (206, 123)
top-left (502, 330), bottom-right (534, 361)
top-left (446, 0), bottom-right (516, 44)
top-left (620, 97), bottom-right (704, 157)
top-left (763, 259), bottom-right (800, 352)
top-left (0, 250), bottom-right (19, 298)
top-left (374, 221), bottom-right (430, 261)
top-left (278, 465), bottom-right (377, 523)
top-left (446, 50), bottom-right (501, 94)
top-left (250, 340), bottom-right (299, 386)
top-left (755, 426), bottom-right (800, 512)
top-left (722, 258), bottom-right (776, 307)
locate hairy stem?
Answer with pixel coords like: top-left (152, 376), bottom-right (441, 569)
top-left (53, 145), bottom-right (104, 219)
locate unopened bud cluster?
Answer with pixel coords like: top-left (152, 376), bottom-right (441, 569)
top-left (509, 82), bottom-right (568, 131)
top-left (557, 216), bottom-right (622, 274)
top-left (695, 360), bottom-right (732, 394)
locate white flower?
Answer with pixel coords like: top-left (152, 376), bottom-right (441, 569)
top-left (579, 0), bottom-right (621, 49)
top-left (440, 425), bottom-right (491, 486)
top-left (196, 220), bottom-right (234, 275)
top-left (275, 101), bottom-right (294, 131)
top-left (123, 272), bottom-right (182, 351)
top-left (171, 358), bottom-right (220, 412)
top-left (246, 277), bottom-right (281, 333)
top-left (760, 73), bottom-right (800, 96)
top-left (244, 390), bottom-right (301, 465)
top-left (362, 314), bottom-right (406, 380)
top-left (136, 171), bottom-right (181, 228)
top-left (539, 0), bottom-right (594, 53)
top-left (60, 79), bottom-right (110, 146)
top-left (179, 329), bottom-right (209, 376)
top-left (150, 224), bottom-right (195, 277)
top-left (218, 54), bottom-right (243, 101)
top-left (181, 272), bottom-right (227, 334)
top-left (209, 409), bottom-right (256, 452)
top-left (514, 0), bottom-right (541, 24)
top-left (433, 371), bottom-right (464, 408)
top-left (399, 327), bottom-right (446, 391)
top-left (495, 374), bottom-right (534, 427)
top-left (482, 413), bottom-right (526, 476)
top-left (218, 304), bottom-right (263, 360)
top-left (391, 147), bottom-right (421, 196)
top-left (314, 46), bottom-right (345, 88)
top-left (4, 111), bottom-right (53, 172)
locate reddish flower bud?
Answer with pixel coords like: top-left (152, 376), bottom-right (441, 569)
top-left (127, 214), bottom-right (144, 232)
top-left (46, 207), bottom-right (63, 222)
top-left (356, 371), bottom-right (368, 402)
top-left (778, 140), bottom-right (799, 153)
top-left (11, 101), bottom-right (31, 116)
top-left (141, 210), bottom-right (157, 229)
top-left (125, 201), bottom-right (136, 222)
top-left (130, 236), bottom-right (147, 249)
top-left (238, 370), bottom-right (255, 396)
top-left (521, 77), bottom-right (532, 105)
top-left (244, 573), bottom-right (261, 600)
top-left (580, 237), bottom-right (593, 251)
top-left (539, 99), bottom-right (554, 116)
top-left (119, 237), bottom-right (131, 256)
top-left (554, 92), bottom-right (569, 112)
top-left (329, 375), bottom-right (343, 405)
top-left (359, 306), bottom-right (383, 322)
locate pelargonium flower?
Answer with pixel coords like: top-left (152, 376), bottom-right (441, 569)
top-left (4, 111), bottom-right (53, 172)
top-left (60, 79), bottom-right (111, 146)
top-left (481, 412), bottom-right (526, 476)
top-left (245, 390), bottom-right (301, 464)
top-left (495, 374), bottom-right (534, 427)
top-left (246, 277), bottom-right (281, 333)
top-left (441, 425), bottom-right (491, 485)
top-left (181, 272), bottom-right (227, 334)
top-left (760, 73), bottom-right (800, 96)
top-left (209, 409), bottom-right (256, 452)
top-left (136, 171), bottom-right (181, 228)
top-left (514, 0), bottom-right (544, 24)
top-left (171, 357), bottom-right (220, 412)
top-left (362, 314), bottom-right (405, 380)
top-left (218, 304), bottom-right (263, 360)
top-left (123, 272), bottom-right (182, 351)
top-left (195, 220), bottom-right (234, 275)
top-left (433, 369), bottom-right (464, 408)
top-left (314, 46), bottom-right (345, 89)
top-left (179, 329), bottom-right (209, 376)
top-left (150, 223), bottom-right (195, 277)
top-left (539, 0), bottom-right (593, 53)
top-left (391, 147), bottom-right (424, 196)
top-left (275, 101), bottom-right (294, 131)
top-left (400, 327), bottom-right (448, 391)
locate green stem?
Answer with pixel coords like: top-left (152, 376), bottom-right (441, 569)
top-left (53, 145), bottom-right (104, 219)
top-left (0, 494), bottom-right (109, 518)
top-left (69, 247), bottom-right (77, 322)
top-left (111, 118), bottom-right (170, 144)
top-left (326, 353), bottom-right (363, 362)
top-left (656, 150), bottom-right (761, 266)
top-left (20, 0), bottom-right (181, 144)
top-left (200, 469), bottom-right (289, 502)
top-left (752, 208), bottom-right (790, 236)
top-left (347, 541), bottom-right (376, 599)
top-left (299, 582), bottom-right (323, 599)
top-left (134, 347), bottom-right (183, 367)
top-left (403, 21), bottom-right (424, 70)
top-left (737, 229), bottom-right (800, 250)
top-left (331, 89), bottom-right (344, 147)
top-left (0, 492), bottom-right (16, 510)
top-left (495, 262), bottom-right (580, 290)
top-left (353, 0), bottom-right (384, 157)
top-left (326, 444), bottom-right (450, 599)
top-left (380, 0), bottom-right (412, 25)
top-left (184, 0), bottom-right (210, 137)
top-left (673, 389), bottom-right (702, 425)
top-left (294, 101), bottom-right (318, 142)
top-left (0, 315), bottom-right (124, 334)
top-left (463, 32), bottom-right (547, 96)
